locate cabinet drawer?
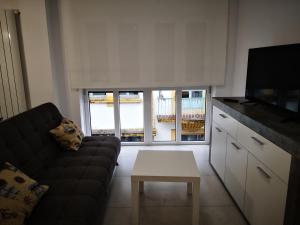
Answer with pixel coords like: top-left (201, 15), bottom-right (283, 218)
top-left (245, 153), bottom-right (288, 225)
top-left (212, 106), bottom-right (238, 138)
top-left (225, 135), bottom-right (247, 211)
top-left (211, 122), bottom-right (227, 181)
top-left (237, 123), bottom-right (291, 184)
top-left (225, 135), bottom-right (248, 211)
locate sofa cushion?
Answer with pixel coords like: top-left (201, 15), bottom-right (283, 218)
top-left (0, 103), bottom-right (121, 225)
top-left (27, 194), bottom-right (103, 225)
top-left (0, 103), bottom-right (63, 178)
top-left (39, 162), bottom-right (111, 188)
top-left (81, 136), bottom-right (121, 158)
top-left (0, 162), bottom-right (48, 225)
top-left (50, 118), bottom-right (84, 151)
top-left (81, 136), bottom-right (121, 157)
top-left (40, 142), bottom-right (119, 188)
top-left (30, 158), bottom-right (112, 225)
top-left (28, 137), bottom-right (121, 225)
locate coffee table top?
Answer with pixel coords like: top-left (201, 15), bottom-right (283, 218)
top-left (132, 150), bottom-right (200, 178)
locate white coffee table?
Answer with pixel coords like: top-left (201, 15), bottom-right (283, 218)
top-left (131, 150), bottom-right (200, 225)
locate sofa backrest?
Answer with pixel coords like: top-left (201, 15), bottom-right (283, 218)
top-left (0, 103), bottom-right (63, 178)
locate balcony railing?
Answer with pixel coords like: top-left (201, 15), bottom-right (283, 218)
top-left (157, 97), bottom-right (205, 121)
top-left (182, 97), bottom-right (205, 110)
top-left (89, 95), bottom-right (142, 104)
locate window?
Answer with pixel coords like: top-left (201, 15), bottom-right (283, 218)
top-left (152, 90), bottom-right (176, 142)
top-left (182, 91), bottom-right (189, 98)
top-left (192, 91), bottom-right (201, 98)
top-left (88, 91), bottom-right (115, 136)
top-left (119, 91), bottom-right (144, 142)
top-left (87, 88), bottom-right (208, 143)
top-left (181, 90), bottom-right (206, 141)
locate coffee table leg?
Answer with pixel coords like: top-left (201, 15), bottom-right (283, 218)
top-left (131, 178), bottom-right (139, 225)
top-left (139, 181), bottom-right (144, 193)
top-left (187, 182), bottom-right (192, 195)
top-left (192, 179), bottom-right (200, 225)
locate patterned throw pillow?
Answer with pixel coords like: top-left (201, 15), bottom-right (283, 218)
top-left (0, 197), bottom-right (26, 225)
top-left (0, 162), bottom-right (49, 225)
top-left (50, 118), bottom-right (84, 151)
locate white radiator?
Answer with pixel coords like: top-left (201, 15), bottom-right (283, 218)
top-left (0, 10), bottom-right (27, 121)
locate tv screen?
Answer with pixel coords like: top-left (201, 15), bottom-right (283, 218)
top-left (245, 43), bottom-right (300, 113)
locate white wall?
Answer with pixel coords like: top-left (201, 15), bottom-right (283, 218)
top-left (213, 0), bottom-right (238, 97)
top-left (215, 0), bottom-right (300, 97)
top-left (0, 0), bottom-right (56, 107)
top-left (0, 0), bottom-right (84, 128)
top-left (45, 0), bottom-right (70, 116)
top-left (44, 0), bottom-right (84, 127)
top-left (233, 0), bottom-right (300, 97)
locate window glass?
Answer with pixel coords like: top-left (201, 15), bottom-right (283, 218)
top-left (152, 90), bottom-right (176, 142)
top-left (119, 91), bottom-right (144, 142)
top-left (181, 90), bottom-right (206, 141)
top-left (89, 91), bottom-right (115, 136)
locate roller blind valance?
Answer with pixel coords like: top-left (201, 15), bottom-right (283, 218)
top-left (60, 0), bottom-right (228, 89)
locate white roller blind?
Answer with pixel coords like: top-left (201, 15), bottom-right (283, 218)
top-left (60, 0), bottom-right (228, 89)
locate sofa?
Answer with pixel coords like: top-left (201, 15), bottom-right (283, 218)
top-left (0, 103), bottom-right (120, 225)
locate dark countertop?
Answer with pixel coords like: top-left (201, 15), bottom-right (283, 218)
top-left (212, 97), bottom-right (300, 159)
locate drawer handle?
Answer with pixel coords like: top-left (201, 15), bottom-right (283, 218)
top-left (251, 136), bottom-right (264, 146)
top-left (256, 166), bottom-right (271, 179)
top-left (219, 113), bottom-right (227, 119)
top-left (215, 127), bottom-right (222, 132)
top-left (231, 142), bottom-right (241, 150)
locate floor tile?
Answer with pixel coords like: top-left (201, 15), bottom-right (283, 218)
top-left (102, 207), bottom-right (132, 225)
top-left (199, 176), bottom-right (233, 206)
top-left (107, 177), bottom-right (132, 207)
top-left (197, 160), bottom-right (215, 176)
top-left (102, 206), bottom-right (247, 225)
top-left (199, 206), bottom-right (247, 225)
top-left (108, 176), bottom-right (233, 207)
top-left (103, 145), bottom-right (243, 225)
top-left (114, 156), bottom-right (135, 177)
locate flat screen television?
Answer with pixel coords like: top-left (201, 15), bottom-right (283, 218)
top-left (245, 43), bottom-right (300, 114)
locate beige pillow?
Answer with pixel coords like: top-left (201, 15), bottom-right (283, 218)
top-left (0, 162), bottom-right (49, 225)
top-left (50, 118), bottom-right (84, 151)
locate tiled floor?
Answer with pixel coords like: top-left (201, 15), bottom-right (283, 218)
top-left (102, 145), bottom-right (247, 225)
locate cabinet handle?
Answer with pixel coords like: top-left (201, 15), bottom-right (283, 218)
top-left (251, 136), bottom-right (264, 146)
top-left (231, 142), bottom-right (241, 150)
top-left (215, 127), bottom-right (222, 132)
top-left (219, 113), bottom-right (227, 119)
top-left (256, 166), bottom-right (271, 179)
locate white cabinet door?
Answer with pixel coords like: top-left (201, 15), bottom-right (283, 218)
top-left (245, 154), bottom-right (288, 225)
top-left (211, 122), bottom-right (227, 181)
top-left (225, 135), bottom-right (247, 211)
top-left (237, 123), bottom-right (291, 184)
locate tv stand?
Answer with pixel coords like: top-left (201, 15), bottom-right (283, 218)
top-left (280, 116), bottom-right (300, 123)
top-left (240, 99), bottom-right (257, 105)
top-left (222, 98), bottom-right (240, 103)
top-left (212, 97), bottom-right (300, 225)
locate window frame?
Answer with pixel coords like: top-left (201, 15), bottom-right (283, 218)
top-left (84, 87), bottom-right (211, 145)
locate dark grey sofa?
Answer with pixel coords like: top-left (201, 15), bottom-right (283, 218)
top-left (0, 103), bottom-right (120, 225)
